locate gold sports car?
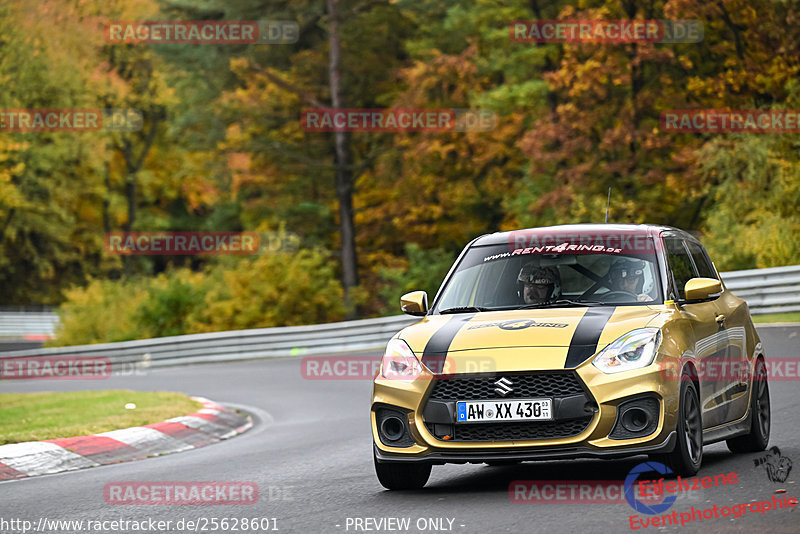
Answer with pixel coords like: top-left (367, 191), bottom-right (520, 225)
top-left (371, 224), bottom-right (770, 490)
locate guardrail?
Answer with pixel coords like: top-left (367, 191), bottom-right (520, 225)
top-left (0, 315), bottom-right (418, 368)
top-left (0, 311), bottom-right (59, 338)
top-left (721, 264), bottom-right (800, 315)
top-left (0, 265), bottom-right (797, 368)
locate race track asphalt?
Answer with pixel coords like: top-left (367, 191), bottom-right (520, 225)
top-left (0, 325), bottom-right (797, 534)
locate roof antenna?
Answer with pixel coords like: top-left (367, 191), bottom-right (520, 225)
top-left (604, 187), bottom-right (611, 223)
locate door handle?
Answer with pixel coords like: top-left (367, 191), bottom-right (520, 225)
top-left (715, 314), bottom-right (726, 324)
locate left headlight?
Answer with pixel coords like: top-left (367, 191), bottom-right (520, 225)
top-left (380, 338), bottom-right (423, 381)
top-left (592, 328), bottom-right (661, 374)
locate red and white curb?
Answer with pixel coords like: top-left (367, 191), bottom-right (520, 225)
top-left (0, 397), bottom-right (251, 481)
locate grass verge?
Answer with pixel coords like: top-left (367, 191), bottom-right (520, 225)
top-left (0, 390), bottom-right (202, 445)
top-left (752, 312), bottom-right (800, 324)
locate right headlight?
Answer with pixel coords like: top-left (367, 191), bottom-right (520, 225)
top-left (380, 338), bottom-right (423, 381)
top-left (592, 328), bottom-right (661, 374)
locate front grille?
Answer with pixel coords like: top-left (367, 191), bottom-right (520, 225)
top-left (427, 372), bottom-right (584, 401)
top-left (424, 371), bottom-right (593, 442)
top-left (425, 418), bottom-right (592, 441)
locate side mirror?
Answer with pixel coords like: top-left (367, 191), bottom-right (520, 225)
top-left (684, 278), bottom-right (722, 302)
top-left (400, 291), bottom-right (428, 316)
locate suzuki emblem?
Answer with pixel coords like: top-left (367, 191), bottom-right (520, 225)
top-left (494, 377), bottom-right (513, 396)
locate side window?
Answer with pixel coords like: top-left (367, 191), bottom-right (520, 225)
top-left (664, 238), bottom-right (697, 300)
top-left (686, 241), bottom-right (717, 279)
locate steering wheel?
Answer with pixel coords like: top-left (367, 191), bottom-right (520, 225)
top-left (598, 290), bottom-right (638, 302)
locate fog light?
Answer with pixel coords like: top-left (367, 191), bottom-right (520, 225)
top-left (380, 416), bottom-right (406, 442)
top-left (375, 407), bottom-right (415, 447)
top-left (609, 397), bottom-right (660, 440)
top-left (621, 407), bottom-right (650, 432)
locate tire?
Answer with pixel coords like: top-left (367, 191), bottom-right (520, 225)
top-left (727, 358), bottom-right (770, 453)
top-left (373, 452), bottom-right (431, 490)
top-left (652, 375), bottom-right (703, 476)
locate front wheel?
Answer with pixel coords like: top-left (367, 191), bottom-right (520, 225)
top-left (652, 376), bottom-right (703, 476)
top-left (374, 451), bottom-right (431, 490)
top-left (727, 358), bottom-right (770, 453)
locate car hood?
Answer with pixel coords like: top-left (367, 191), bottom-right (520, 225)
top-left (399, 306), bottom-right (662, 372)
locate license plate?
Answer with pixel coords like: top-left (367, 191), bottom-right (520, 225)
top-left (456, 399), bottom-right (552, 423)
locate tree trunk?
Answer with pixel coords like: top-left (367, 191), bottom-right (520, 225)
top-left (102, 159), bottom-right (111, 234)
top-left (327, 0), bottom-right (359, 317)
top-left (118, 117), bottom-right (160, 274)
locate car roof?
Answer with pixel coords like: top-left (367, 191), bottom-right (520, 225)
top-left (470, 223), bottom-right (696, 247)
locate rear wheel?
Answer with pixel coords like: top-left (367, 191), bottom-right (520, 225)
top-left (373, 451), bottom-right (431, 490)
top-left (727, 359), bottom-right (770, 453)
top-left (652, 375), bottom-right (702, 476)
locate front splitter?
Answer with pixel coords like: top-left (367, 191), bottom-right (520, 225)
top-left (374, 431), bottom-right (676, 465)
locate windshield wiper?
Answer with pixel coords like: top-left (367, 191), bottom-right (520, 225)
top-left (439, 306), bottom-right (492, 314)
top-left (514, 299), bottom-right (606, 309)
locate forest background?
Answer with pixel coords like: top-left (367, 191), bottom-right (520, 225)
top-left (1, 0), bottom-right (798, 345)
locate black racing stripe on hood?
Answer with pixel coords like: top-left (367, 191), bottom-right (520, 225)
top-left (564, 306), bottom-right (616, 368)
top-left (421, 313), bottom-right (477, 373)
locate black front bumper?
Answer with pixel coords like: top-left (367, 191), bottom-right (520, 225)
top-left (373, 431), bottom-right (676, 465)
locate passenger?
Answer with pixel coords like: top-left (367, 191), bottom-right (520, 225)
top-left (608, 258), bottom-right (653, 302)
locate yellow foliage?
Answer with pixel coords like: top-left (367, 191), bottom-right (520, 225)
top-left (50, 242), bottom-right (350, 344)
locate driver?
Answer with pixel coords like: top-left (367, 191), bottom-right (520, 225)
top-left (608, 258), bottom-right (653, 302)
top-left (517, 263), bottom-right (561, 304)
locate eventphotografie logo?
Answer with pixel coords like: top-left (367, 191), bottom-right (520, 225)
top-left (624, 461), bottom-right (741, 528)
top-left (624, 462), bottom-right (678, 515)
top-left (754, 446), bottom-right (793, 483)
top-left (0, 109), bottom-right (142, 133)
top-left (105, 20), bottom-right (298, 44)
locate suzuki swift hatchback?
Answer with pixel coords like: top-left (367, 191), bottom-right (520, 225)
top-left (371, 224), bottom-right (770, 490)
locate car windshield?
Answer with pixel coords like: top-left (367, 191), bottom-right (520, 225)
top-left (435, 240), bottom-right (663, 311)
